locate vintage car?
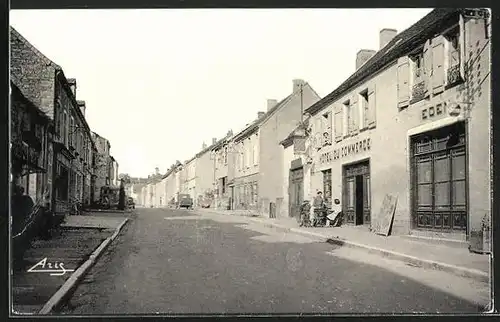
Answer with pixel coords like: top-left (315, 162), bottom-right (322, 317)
top-left (177, 194), bottom-right (193, 209)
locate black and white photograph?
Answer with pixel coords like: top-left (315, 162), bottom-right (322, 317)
top-left (9, 7), bottom-right (493, 316)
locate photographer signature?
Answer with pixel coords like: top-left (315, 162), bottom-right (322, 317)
top-left (27, 257), bottom-right (75, 276)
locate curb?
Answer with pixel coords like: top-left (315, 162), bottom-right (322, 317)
top-left (38, 218), bottom-right (129, 315)
top-left (248, 218), bottom-right (490, 284)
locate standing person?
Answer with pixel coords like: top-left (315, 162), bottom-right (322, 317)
top-left (312, 191), bottom-right (325, 226)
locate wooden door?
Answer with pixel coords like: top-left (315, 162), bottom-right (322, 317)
top-left (289, 167), bottom-right (304, 218)
top-left (344, 177), bottom-right (355, 223)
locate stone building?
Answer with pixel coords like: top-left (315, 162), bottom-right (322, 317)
top-left (91, 132), bottom-right (111, 203)
top-left (211, 130), bottom-right (234, 210)
top-left (194, 138), bottom-right (220, 207)
top-left (10, 27), bottom-right (96, 215)
top-left (10, 82), bottom-right (52, 206)
top-left (303, 9), bottom-right (491, 252)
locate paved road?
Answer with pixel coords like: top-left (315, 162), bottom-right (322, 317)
top-left (60, 208), bottom-right (487, 314)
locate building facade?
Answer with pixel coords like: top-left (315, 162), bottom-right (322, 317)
top-left (304, 8), bottom-right (491, 252)
top-left (181, 157), bottom-right (197, 201)
top-left (229, 120), bottom-right (260, 211)
top-left (91, 132), bottom-right (112, 204)
top-left (11, 27), bottom-right (100, 216)
top-left (258, 79), bottom-right (321, 217)
top-left (10, 82), bottom-right (52, 207)
top-left (211, 131), bottom-right (233, 210)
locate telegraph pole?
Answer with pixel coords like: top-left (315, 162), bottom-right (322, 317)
top-left (300, 83), bottom-right (304, 123)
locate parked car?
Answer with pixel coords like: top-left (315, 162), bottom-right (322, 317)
top-left (127, 197), bottom-right (135, 209)
top-left (177, 194), bottom-right (193, 209)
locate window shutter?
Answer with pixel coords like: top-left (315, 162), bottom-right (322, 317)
top-left (432, 35), bottom-right (445, 95)
top-left (334, 104), bottom-right (343, 142)
top-left (458, 15), bottom-right (466, 79)
top-left (423, 39), bottom-right (433, 97)
top-left (315, 117), bottom-right (323, 148)
top-left (351, 94), bottom-right (359, 134)
top-left (397, 56), bottom-right (410, 109)
top-left (367, 85), bottom-right (376, 128)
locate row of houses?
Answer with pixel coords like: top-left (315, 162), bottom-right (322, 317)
top-left (10, 27), bottom-right (121, 217)
top-left (139, 9), bottom-right (491, 253)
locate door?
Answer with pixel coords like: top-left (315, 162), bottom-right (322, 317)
top-left (343, 160), bottom-right (371, 225)
top-left (289, 167), bottom-right (304, 218)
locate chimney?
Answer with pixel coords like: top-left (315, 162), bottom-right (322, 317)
top-left (212, 137), bottom-right (217, 145)
top-left (67, 78), bottom-right (77, 97)
top-left (258, 111), bottom-right (265, 119)
top-left (202, 141), bottom-right (207, 149)
top-left (356, 49), bottom-right (376, 70)
top-left (267, 99), bottom-right (278, 111)
top-left (77, 100), bottom-right (86, 117)
top-left (155, 167), bottom-right (159, 175)
top-left (227, 129), bottom-right (233, 137)
top-left (379, 28), bottom-right (398, 50)
top-left (292, 79), bottom-right (305, 93)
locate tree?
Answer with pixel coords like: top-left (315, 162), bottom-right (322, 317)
top-left (118, 179), bottom-right (126, 210)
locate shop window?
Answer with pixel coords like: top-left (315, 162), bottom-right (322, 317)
top-left (412, 123), bottom-right (466, 232)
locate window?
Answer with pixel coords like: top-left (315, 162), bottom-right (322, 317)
top-left (69, 116), bottom-right (74, 147)
top-left (343, 100), bottom-right (351, 136)
top-left (322, 112), bottom-right (332, 146)
top-left (412, 123), bottom-right (466, 231)
top-left (221, 177), bottom-right (226, 194)
top-left (63, 111), bottom-right (68, 145)
top-left (360, 90), bottom-right (369, 129)
top-left (253, 142), bottom-right (258, 165)
top-left (224, 146), bottom-right (228, 164)
top-left (445, 28), bottom-right (463, 86)
top-left (410, 51), bottom-right (424, 81)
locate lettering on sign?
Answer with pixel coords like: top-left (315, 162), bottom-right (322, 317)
top-left (320, 138), bottom-right (371, 164)
top-left (421, 103), bottom-right (445, 120)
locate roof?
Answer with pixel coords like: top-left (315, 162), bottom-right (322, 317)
top-left (232, 93), bottom-right (293, 143)
top-left (11, 82), bottom-right (51, 124)
top-left (305, 8), bottom-right (460, 116)
top-left (10, 27), bottom-right (62, 70)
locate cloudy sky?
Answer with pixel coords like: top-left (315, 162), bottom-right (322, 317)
top-left (10, 8), bottom-right (432, 178)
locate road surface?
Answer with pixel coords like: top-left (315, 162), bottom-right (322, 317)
top-left (60, 208), bottom-right (488, 314)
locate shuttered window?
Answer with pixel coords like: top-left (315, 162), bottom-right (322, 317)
top-left (397, 56), bottom-right (410, 109)
top-left (432, 35), bottom-right (445, 95)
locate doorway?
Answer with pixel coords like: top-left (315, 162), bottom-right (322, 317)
top-left (343, 160), bottom-right (370, 226)
top-left (289, 167), bottom-right (304, 219)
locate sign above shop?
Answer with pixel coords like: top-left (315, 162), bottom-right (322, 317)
top-left (421, 103), bottom-right (445, 120)
top-left (320, 137), bottom-right (371, 164)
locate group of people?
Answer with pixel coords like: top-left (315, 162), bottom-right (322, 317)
top-left (298, 191), bottom-right (343, 227)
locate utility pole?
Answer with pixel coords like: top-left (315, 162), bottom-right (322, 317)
top-left (300, 83), bottom-right (304, 123)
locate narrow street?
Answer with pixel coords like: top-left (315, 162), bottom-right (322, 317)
top-left (61, 208), bottom-right (486, 314)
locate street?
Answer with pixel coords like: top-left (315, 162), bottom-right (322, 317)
top-left (61, 208), bottom-right (487, 314)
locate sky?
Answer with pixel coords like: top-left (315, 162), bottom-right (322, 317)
top-left (10, 8), bottom-right (432, 178)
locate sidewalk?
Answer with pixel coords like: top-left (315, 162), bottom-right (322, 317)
top-left (11, 212), bottom-right (129, 315)
top-left (197, 208), bottom-right (491, 283)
